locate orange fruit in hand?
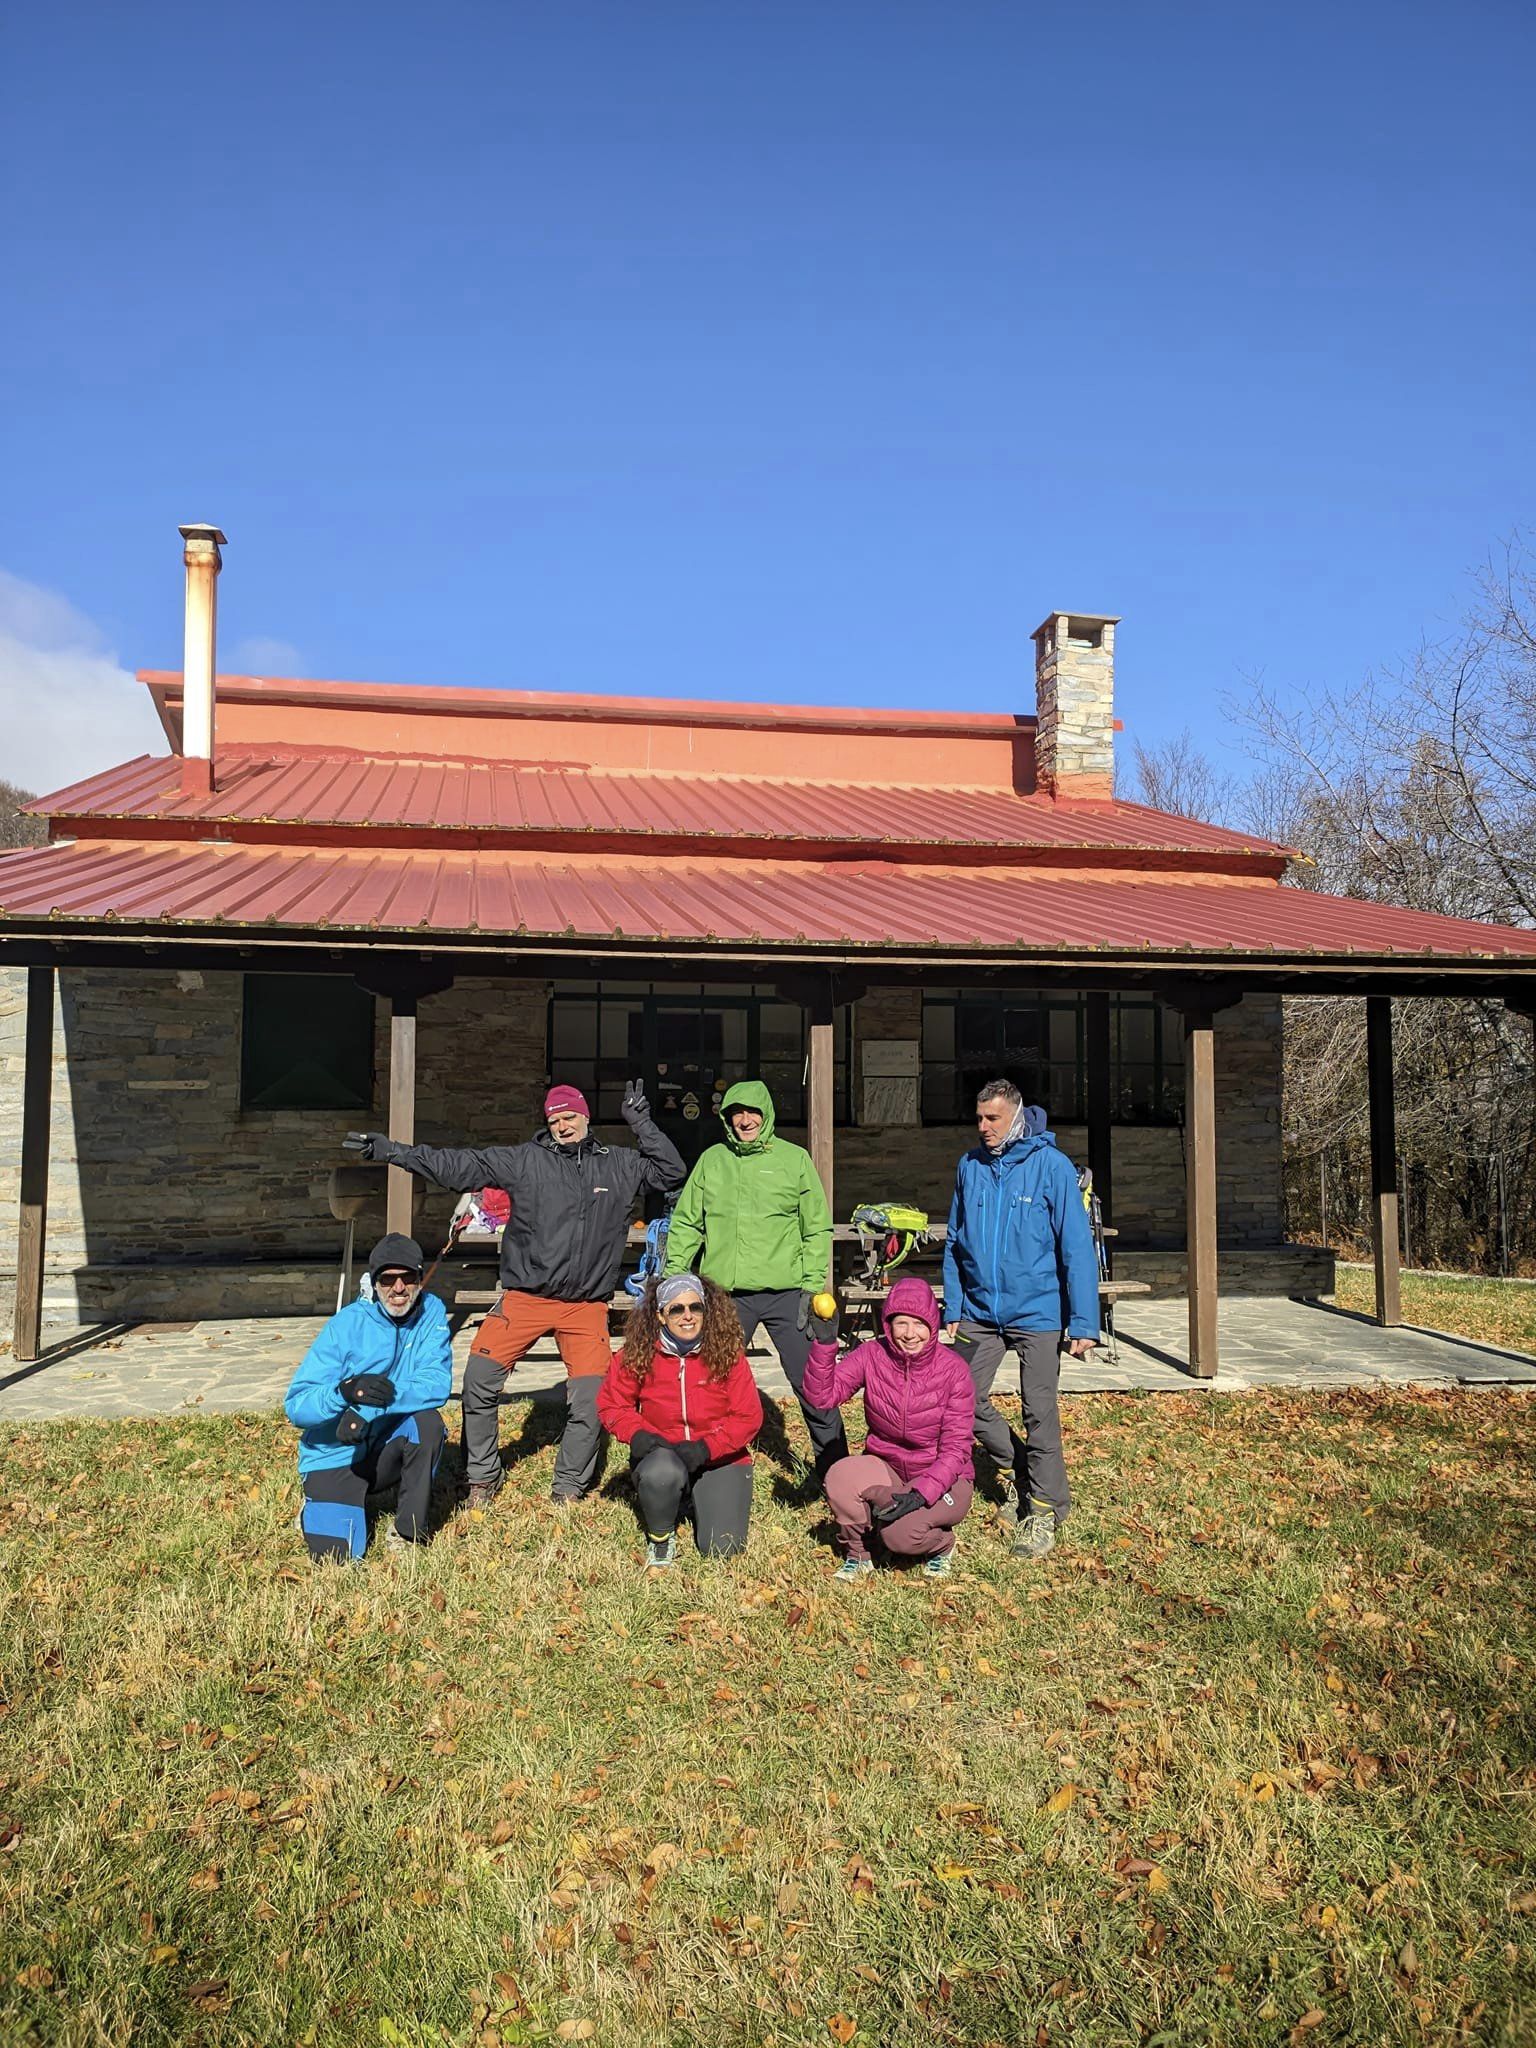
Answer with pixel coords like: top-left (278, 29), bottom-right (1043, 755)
top-left (812, 1292), bottom-right (838, 1319)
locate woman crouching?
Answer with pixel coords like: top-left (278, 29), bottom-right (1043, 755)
top-left (597, 1272), bottom-right (763, 1569)
top-left (803, 1276), bottom-right (974, 1581)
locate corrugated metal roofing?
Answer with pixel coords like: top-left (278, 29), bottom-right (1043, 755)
top-left (4, 838), bottom-right (1534, 962)
top-left (34, 750), bottom-right (1289, 861)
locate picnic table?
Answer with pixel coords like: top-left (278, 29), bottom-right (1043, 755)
top-left (413, 1207), bottom-right (1148, 1362)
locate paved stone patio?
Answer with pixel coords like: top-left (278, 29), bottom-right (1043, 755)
top-left (1, 1296), bottom-right (1531, 1422)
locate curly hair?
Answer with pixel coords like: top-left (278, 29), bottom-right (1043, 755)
top-left (622, 1276), bottom-right (744, 1383)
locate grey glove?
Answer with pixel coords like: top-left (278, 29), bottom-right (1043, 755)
top-left (795, 1289), bottom-right (815, 1333)
top-left (810, 1304), bottom-right (839, 1345)
top-left (342, 1131), bottom-right (389, 1161)
top-left (620, 1078), bottom-right (650, 1128)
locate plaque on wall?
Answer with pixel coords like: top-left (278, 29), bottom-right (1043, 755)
top-left (862, 1039), bottom-right (920, 1078)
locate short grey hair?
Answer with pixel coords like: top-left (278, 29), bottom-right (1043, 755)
top-left (976, 1078), bottom-right (1021, 1108)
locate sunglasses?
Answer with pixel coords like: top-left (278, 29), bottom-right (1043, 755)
top-left (377, 1270), bottom-right (421, 1288)
top-left (662, 1300), bottom-right (704, 1319)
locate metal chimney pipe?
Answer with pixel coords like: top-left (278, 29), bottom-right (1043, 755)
top-left (179, 523), bottom-right (226, 794)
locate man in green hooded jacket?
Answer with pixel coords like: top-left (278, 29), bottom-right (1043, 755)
top-left (664, 1080), bottom-right (846, 1479)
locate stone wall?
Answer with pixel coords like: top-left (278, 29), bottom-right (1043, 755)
top-left (0, 967), bottom-right (1296, 1316)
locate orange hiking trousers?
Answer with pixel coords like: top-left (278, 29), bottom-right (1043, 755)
top-left (468, 1289), bottom-right (613, 1379)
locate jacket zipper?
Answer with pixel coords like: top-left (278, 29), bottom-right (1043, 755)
top-left (678, 1355), bottom-right (691, 1441)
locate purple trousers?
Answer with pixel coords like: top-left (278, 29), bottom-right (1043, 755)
top-left (824, 1452), bottom-right (973, 1561)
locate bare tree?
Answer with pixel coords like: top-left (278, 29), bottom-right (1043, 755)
top-left (1233, 537), bottom-right (1536, 1273)
top-left (0, 781), bottom-right (45, 851)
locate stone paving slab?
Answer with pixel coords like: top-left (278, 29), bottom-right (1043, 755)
top-left (1, 1296), bottom-right (1531, 1423)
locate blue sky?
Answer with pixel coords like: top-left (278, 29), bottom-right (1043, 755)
top-left (2, 0), bottom-right (1532, 788)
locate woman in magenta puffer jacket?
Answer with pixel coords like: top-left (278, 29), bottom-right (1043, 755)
top-left (802, 1275), bottom-right (975, 1581)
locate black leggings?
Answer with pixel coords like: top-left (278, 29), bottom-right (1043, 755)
top-left (632, 1447), bottom-right (752, 1557)
top-left (301, 1409), bottom-right (446, 1559)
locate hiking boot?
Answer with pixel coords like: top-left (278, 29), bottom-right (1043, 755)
top-left (550, 1491), bottom-right (582, 1510)
top-left (385, 1525), bottom-right (418, 1556)
top-left (833, 1556), bottom-right (875, 1584)
top-left (645, 1533), bottom-right (677, 1570)
top-left (923, 1546), bottom-right (955, 1579)
top-left (1011, 1506), bottom-right (1057, 1561)
top-left (466, 1476), bottom-right (504, 1512)
top-left (996, 1474), bottom-right (1020, 1526)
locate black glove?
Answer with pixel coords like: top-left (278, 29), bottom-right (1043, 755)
top-left (342, 1131), bottom-right (387, 1160)
top-left (335, 1407), bottom-right (368, 1444)
top-left (620, 1078), bottom-right (650, 1128)
top-left (676, 1439), bottom-right (711, 1477)
top-left (339, 1373), bottom-right (396, 1409)
top-left (795, 1288), bottom-right (815, 1333)
top-left (810, 1304), bottom-right (839, 1344)
top-left (630, 1428), bottom-right (670, 1464)
top-left (871, 1489), bottom-right (924, 1528)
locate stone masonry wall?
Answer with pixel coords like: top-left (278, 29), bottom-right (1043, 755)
top-left (0, 968), bottom-right (1289, 1308)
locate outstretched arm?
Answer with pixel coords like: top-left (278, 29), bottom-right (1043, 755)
top-left (346, 1134), bottom-right (528, 1196)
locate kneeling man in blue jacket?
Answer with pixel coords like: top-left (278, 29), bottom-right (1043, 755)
top-left (942, 1080), bottom-right (1099, 1564)
top-left (285, 1233), bottom-right (453, 1561)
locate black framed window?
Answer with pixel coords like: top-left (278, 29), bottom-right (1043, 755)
top-left (241, 974), bottom-right (375, 1111)
top-left (920, 991), bottom-right (1183, 1127)
top-left (548, 984), bottom-right (851, 1159)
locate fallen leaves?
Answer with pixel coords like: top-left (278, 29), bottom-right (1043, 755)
top-left (827, 2016), bottom-right (857, 2044)
top-left (1044, 1783), bottom-right (1082, 1814)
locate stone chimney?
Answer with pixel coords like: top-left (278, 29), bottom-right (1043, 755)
top-left (1031, 611), bottom-right (1119, 799)
top-left (179, 523), bottom-right (226, 795)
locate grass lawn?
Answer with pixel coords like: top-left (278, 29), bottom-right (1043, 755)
top-left (1333, 1270), bottom-right (1536, 1359)
top-left (4, 1390), bottom-right (1535, 2047)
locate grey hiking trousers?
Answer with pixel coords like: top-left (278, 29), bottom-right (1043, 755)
top-left (952, 1321), bottom-right (1072, 1523)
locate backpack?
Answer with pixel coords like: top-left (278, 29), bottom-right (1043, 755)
top-left (625, 1206), bottom-right (675, 1298)
top-left (849, 1202), bottom-right (931, 1286)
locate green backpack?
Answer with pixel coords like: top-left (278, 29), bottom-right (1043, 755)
top-left (849, 1203), bottom-right (931, 1285)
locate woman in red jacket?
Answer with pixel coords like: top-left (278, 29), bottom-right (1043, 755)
top-left (597, 1272), bottom-right (763, 1569)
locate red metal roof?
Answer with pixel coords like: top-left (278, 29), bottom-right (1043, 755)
top-left (35, 750), bottom-right (1289, 866)
top-left (4, 837), bottom-right (1534, 963)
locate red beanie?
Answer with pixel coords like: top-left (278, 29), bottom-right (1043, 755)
top-left (544, 1084), bottom-right (590, 1119)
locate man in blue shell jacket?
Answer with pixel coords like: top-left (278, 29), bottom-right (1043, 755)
top-left (941, 1080), bottom-right (1099, 1563)
top-left (284, 1233), bottom-right (453, 1561)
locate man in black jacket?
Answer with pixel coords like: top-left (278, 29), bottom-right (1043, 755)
top-left (346, 1080), bottom-right (684, 1507)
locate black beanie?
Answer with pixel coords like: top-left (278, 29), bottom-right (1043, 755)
top-left (368, 1232), bottom-right (424, 1276)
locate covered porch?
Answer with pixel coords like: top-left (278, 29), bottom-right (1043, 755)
top-left (5, 887), bottom-right (1535, 1379)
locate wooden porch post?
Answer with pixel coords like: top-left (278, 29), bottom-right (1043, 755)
top-left (1182, 1005), bottom-right (1219, 1379)
top-left (1366, 995), bottom-right (1401, 1327)
top-left (1085, 992), bottom-right (1113, 1231)
top-left (13, 966), bottom-right (55, 1365)
top-left (387, 992), bottom-right (418, 1237)
top-left (807, 985), bottom-right (835, 1218)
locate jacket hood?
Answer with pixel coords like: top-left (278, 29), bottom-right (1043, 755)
top-left (880, 1275), bottom-right (944, 1370)
top-left (719, 1080), bottom-right (777, 1153)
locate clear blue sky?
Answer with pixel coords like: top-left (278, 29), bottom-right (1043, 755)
top-left (3, 0), bottom-right (1532, 775)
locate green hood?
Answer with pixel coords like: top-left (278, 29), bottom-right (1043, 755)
top-left (719, 1080), bottom-right (777, 1154)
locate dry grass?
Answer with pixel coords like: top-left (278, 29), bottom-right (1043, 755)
top-left (1333, 1269), bottom-right (1536, 1359)
top-left (3, 1387), bottom-right (1535, 2046)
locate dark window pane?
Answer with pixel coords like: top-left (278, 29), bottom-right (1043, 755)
top-left (1003, 1005), bottom-right (1041, 1057)
top-left (922, 1003), bottom-right (955, 1063)
top-left (241, 975), bottom-right (374, 1111)
top-left (958, 1003), bottom-right (999, 1057)
top-left (554, 1000), bottom-right (598, 1059)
